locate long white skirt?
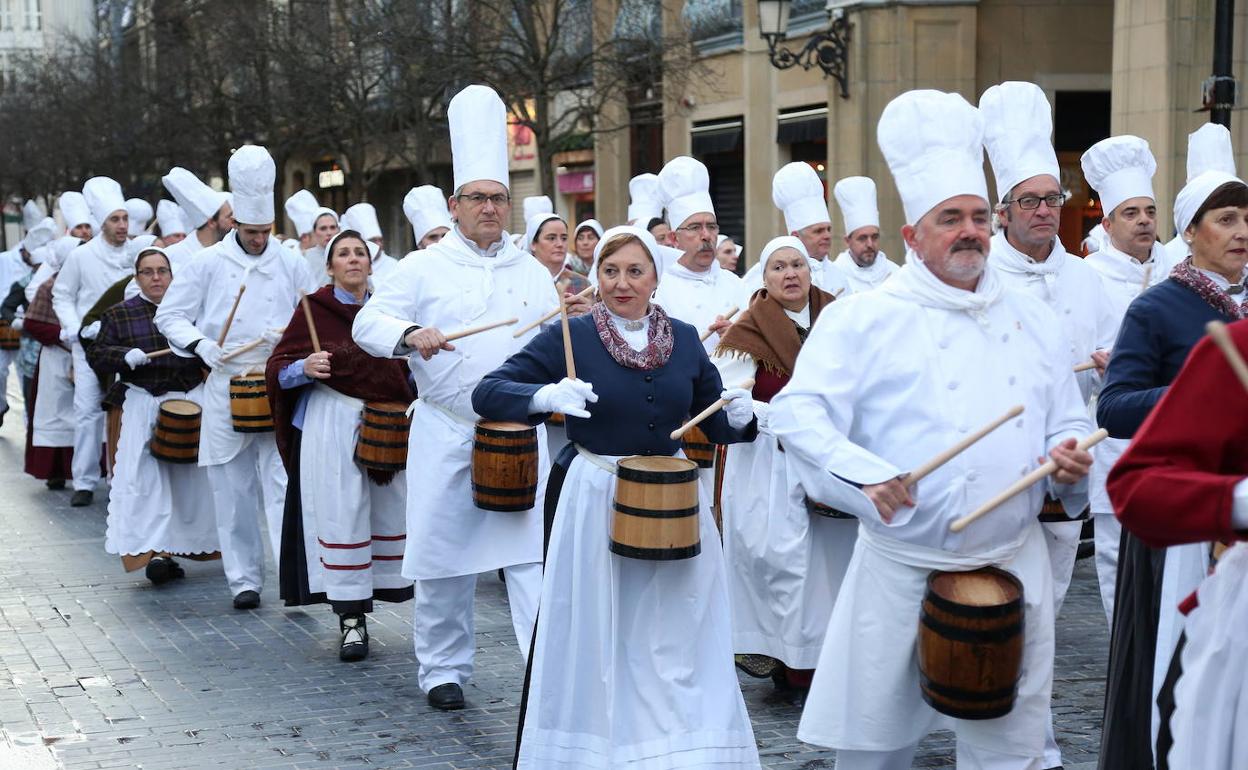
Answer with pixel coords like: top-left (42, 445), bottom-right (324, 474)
top-left (517, 450), bottom-right (761, 769)
top-left (33, 345), bottom-right (74, 447)
top-left (721, 433), bottom-right (856, 668)
top-left (105, 386), bottom-right (219, 558)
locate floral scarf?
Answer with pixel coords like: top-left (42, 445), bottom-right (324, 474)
top-left (1169, 257), bottom-right (1248, 319)
top-left (590, 301), bottom-right (674, 370)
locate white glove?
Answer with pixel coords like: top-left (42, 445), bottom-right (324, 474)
top-left (195, 339), bottom-right (223, 369)
top-left (80, 321), bottom-right (101, 340)
top-left (721, 387), bottom-right (755, 430)
top-left (10, 318), bottom-right (22, 331)
top-left (753, 399), bottom-right (770, 432)
top-left (59, 327), bottom-right (76, 344)
top-left (124, 348), bottom-right (150, 369)
top-left (531, 377), bottom-right (598, 419)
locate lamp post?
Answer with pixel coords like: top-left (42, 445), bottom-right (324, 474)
top-left (758, 0), bottom-right (852, 99)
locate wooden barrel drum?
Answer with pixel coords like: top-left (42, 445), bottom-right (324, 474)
top-left (228, 374), bottom-right (273, 433)
top-left (681, 424), bottom-right (716, 469)
top-left (471, 421), bottom-right (539, 511)
top-left (610, 456), bottom-right (701, 561)
top-left (0, 321), bottom-right (19, 351)
top-left (1036, 494), bottom-right (1090, 522)
top-left (150, 399), bottom-right (201, 463)
top-left (354, 401), bottom-right (411, 471)
top-left (917, 567), bottom-right (1024, 720)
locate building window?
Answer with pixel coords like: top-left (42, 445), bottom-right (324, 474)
top-left (0, 0), bottom-right (11, 31)
top-left (24, 0), bottom-right (39, 31)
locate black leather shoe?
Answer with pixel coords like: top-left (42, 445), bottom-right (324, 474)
top-left (427, 682), bottom-right (465, 711)
top-left (46, 478), bottom-right (65, 490)
top-left (146, 556), bottom-right (173, 585)
top-left (232, 590), bottom-right (260, 610)
top-left (70, 489), bottom-right (93, 507)
top-left (338, 614), bottom-right (369, 662)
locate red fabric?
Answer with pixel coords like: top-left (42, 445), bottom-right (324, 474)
top-left (23, 357), bottom-right (74, 479)
top-left (752, 367), bottom-right (790, 404)
top-left (1107, 318), bottom-right (1248, 549)
top-left (23, 319), bottom-right (62, 348)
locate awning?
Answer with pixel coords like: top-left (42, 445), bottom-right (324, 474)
top-left (692, 119), bottom-right (743, 155)
top-left (777, 106), bottom-right (828, 144)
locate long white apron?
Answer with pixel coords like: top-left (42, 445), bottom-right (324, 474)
top-left (198, 344), bottom-right (273, 467)
top-left (517, 449), bottom-right (760, 769)
top-left (105, 385), bottom-right (219, 557)
top-left (1152, 543), bottom-right (1210, 751)
top-left (721, 432), bottom-right (856, 668)
top-left (33, 345), bottom-right (75, 447)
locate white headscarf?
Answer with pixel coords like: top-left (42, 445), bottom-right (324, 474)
top-left (589, 225), bottom-right (663, 287)
top-left (524, 212), bottom-right (564, 252)
top-left (1174, 171), bottom-right (1244, 237)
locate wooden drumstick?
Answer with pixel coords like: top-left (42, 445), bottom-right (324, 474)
top-left (1206, 320), bottom-right (1248, 395)
top-left (669, 378), bottom-right (756, 440)
top-left (219, 327), bottom-right (287, 364)
top-left (1140, 262), bottom-right (1153, 293)
top-left (444, 317), bottom-right (518, 342)
top-left (299, 290), bottom-right (321, 353)
top-left (558, 290), bottom-right (576, 380)
top-left (905, 405), bottom-right (1024, 488)
top-left (216, 284), bottom-right (246, 346)
top-left (146, 348), bottom-right (173, 359)
top-left (1072, 360), bottom-right (1097, 373)
top-left (700, 306), bottom-right (739, 343)
top-left (513, 286), bottom-right (595, 337)
top-left (949, 428), bottom-right (1109, 533)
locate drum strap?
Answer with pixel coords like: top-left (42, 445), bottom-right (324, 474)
top-left (411, 397), bottom-right (476, 428)
top-left (574, 443), bottom-right (617, 475)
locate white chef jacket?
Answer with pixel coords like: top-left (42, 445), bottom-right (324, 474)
top-left (831, 249), bottom-right (898, 294)
top-left (51, 235), bottom-right (131, 335)
top-left (654, 258), bottom-right (744, 353)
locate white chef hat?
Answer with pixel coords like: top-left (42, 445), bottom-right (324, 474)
top-left (628, 173), bottom-right (664, 224)
top-left (524, 212), bottom-right (564, 251)
top-left (49, 235), bottom-right (82, 269)
top-left (58, 192), bottom-right (92, 230)
top-left (1186, 123), bottom-right (1237, 183)
top-left (574, 219), bottom-right (604, 239)
top-left (20, 217), bottom-right (58, 253)
top-left (125, 199), bottom-right (153, 232)
top-left (449, 84), bottom-right (510, 191)
top-left (284, 189), bottom-right (319, 236)
top-left (772, 162), bottom-right (830, 234)
top-left (22, 200), bottom-right (43, 231)
top-left (759, 235), bottom-right (810, 271)
top-left (342, 203), bottom-right (383, 241)
top-left (660, 156), bottom-right (715, 229)
top-left (833, 176), bottom-right (880, 235)
top-left (280, 236), bottom-right (302, 255)
top-left (1173, 170), bottom-right (1244, 236)
top-left (1080, 136), bottom-right (1156, 217)
top-left (83, 176), bottom-right (126, 226)
top-left (162, 167), bottom-right (228, 230)
top-left (228, 145), bottom-right (276, 225)
top-left (155, 200), bottom-right (186, 236)
top-left (523, 196), bottom-right (553, 222)
top-left (877, 90), bottom-right (988, 225)
top-left (403, 185), bottom-right (452, 244)
top-left (589, 224), bottom-right (664, 287)
top-left (979, 81), bottom-right (1060, 203)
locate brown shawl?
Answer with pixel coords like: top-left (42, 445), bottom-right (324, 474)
top-left (714, 285), bottom-right (834, 377)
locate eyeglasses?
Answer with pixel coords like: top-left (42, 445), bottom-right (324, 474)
top-left (1006, 193), bottom-right (1068, 211)
top-left (136, 267), bottom-right (171, 278)
top-left (676, 221), bottom-right (720, 235)
top-left (457, 192), bottom-right (511, 207)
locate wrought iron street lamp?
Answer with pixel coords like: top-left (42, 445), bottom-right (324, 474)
top-left (758, 1), bottom-right (852, 99)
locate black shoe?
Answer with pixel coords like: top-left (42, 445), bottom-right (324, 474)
top-left (427, 682), bottom-right (465, 711)
top-left (146, 556), bottom-right (173, 585)
top-left (46, 478), bottom-right (65, 490)
top-left (232, 590), bottom-right (260, 610)
top-left (70, 489), bottom-right (93, 506)
top-left (338, 614), bottom-right (369, 662)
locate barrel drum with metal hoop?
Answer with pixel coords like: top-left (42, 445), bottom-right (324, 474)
top-left (354, 401), bottom-right (411, 471)
top-left (0, 320), bottom-right (19, 351)
top-left (150, 399), bottom-right (202, 463)
top-left (471, 421), bottom-right (539, 511)
top-left (681, 424), bottom-right (716, 469)
top-left (1036, 494), bottom-right (1090, 522)
top-left (228, 374), bottom-right (273, 433)
top-left (610, 456), bottom-right (701, 561)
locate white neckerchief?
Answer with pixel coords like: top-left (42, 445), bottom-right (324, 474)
top-left (881, 248), bottom-right (1004, 327)
top-left (607, 307), bottom-right (649, 351)
top-left (667, 257), bottom-right (720, 286)
top-left (989, 231), bottom-right (1066, 300)
top-left (783, 305), bottom-right (811, 330)
top-left (1089, 239), bottom-right (1168, 286)
top-left (429, 226), bottom-right (528, 318)
top-left (1196, 266), bottom-right (1248, 293)
top-left (833, 249), bottom-right (894, 284)
top-left (99, 236), bottom-right (130, 272)
top-left (452, 226), bottom-right (505, 259)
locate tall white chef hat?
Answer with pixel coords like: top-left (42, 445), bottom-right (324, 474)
top-left (659, 156), bottom-right (714, 229)
top-left (1080, 136), bottom-right (1156, 217)
top-left (627, 173), bottom-right (664, 224)
top-left (20, 217), bottom-right (58, 253)
top-left (58, 191), bottom-right (92, 231)
top-left (284, 189), bottom-right (319, 236)
top-left (403, 185), bottom-right (452, 244)
top-left (877, 90), bottom-right (988, 225)
top-left (228, 145), bottom-right (276, 225)
top-left (979, 81), bottom-right (1061, 203)
top-left (833, 176), bottom-right (880, 235)
top-left (342, 203), bottom-right (383, 241)
top-left (125, 199), bottom-right (153, 232)
top-left (772, 162), bottom-right (830, 234)
top-left (522, 196), bottom-right (553, 222)
top-left (448, 84), bottom-right (510, 191)
top-left (1186, 123), bottom-right (1237, 183)
top-left (155, 200), bottom-right (186, 236)
top-left (22, 200), bottom-right (43, 231)
top-left (162, 167), bottom-right (229, 230)
top-left (83, 177), bottom-right (126, 226)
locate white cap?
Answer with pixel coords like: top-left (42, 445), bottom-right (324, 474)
top-left (524, 212), bottom-right (564, 250)
top-left (125, 199), bottom-right (153, 231)
top-left (228, 145), bottom-right (276, 225)
top-left (589, 225), bottom-right (665, 287)
top-left (449, 85), bottom-right (509, 191)
top-left (403, 185), bottom-right (452, 244)
top-left (83, 177), bottom-right (126, 226)
top-left (162, 167), bottom-right (229, 229)
top-left (284, 189), bottom-right (319, 236)
top-left (1080, 136), bottom-right (1156, 216)
top-left (1174, 170), bottom-right (1243, 236)
top-left (22, 200), bottom-right (43, 231)
top-left (772, 162), bottom-right (830, 234)
top-left (522, 196), bottom-right (553, 222)
top-left (659, 156), bottom-right (715, 228)
top-left (574, 219), bottom-right (604, 239)
top-left (312, 207), bottom-right (338, 230)
top-left (58, 191), bottom-right (92, 230)
top-left (342, 203), bottom-right (383, 241)
top-left (155, 200), bottom-right (186, 236)
top-left (833, 176), bottom-right (880, 235)
top-left (759, 235), bottom-right (810, 271)
top-left (20, 217), bottom-right (58, 253)
top-left (979, 81), bottom-right (1061, 202)
top-left (877, 90), bottom-right (988, 225)
top-left (628, 173), bottom-right (664, 223)
top-left (1186, 123), bottom-right (1237, 183)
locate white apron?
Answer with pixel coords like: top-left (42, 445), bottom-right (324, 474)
top-left (517, 447), bottom-right (760, 769)
top-left (33, 345), bottom-right (75, 447)
top-left (198, 344), bottom-right (273, 467)
top-left (1152, 543), bottom-right (1210, 749)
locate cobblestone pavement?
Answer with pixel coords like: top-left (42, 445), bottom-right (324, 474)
top-left (0, 389), bottom-right (1108, 769)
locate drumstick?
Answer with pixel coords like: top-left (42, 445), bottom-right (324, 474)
top-left (1140, 262), bottom-right (1153, 293)
top-left (700, 306), bottom-right (740, 342)
top-left (949, 428), bottom-right (1109, 533)
top-left (558, 290), bottom-right (576, 380)
top-left (1072, 360), bottom-right (1097, 373)
top-left (218, 327), bottom-right (287, 364)
top-left (216, 284), bottom-right (246, 346)
top-left (905, 405), bottom-right (1024, 488)
top-left (513, 286), bottom-right (595, 337)
top-left (444, 317), bottom-right (518, 341)
top-left (299, 291), bottom-right (321, 353)
top-left (669, 378), bottom-right (756, 440)
top-left (146, 348), bottom-right (173, 359)
top-left (1205, 320), bottom-right (1248, 395)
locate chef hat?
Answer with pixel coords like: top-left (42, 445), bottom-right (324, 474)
top-left (161, 167), bottom-right (228, 230)
top-left (20, 217), bottom-right (58, 253)
top-left (1186, 123), bottom-right (1237, 183)
top-left (1173, 170), bottom-right (1244, 236)
top-left (659, 156), bottom-right (715, 228)
top-left (22, 200), bottom-right (43, 231)
top-left (83, 176), bottom-right (126, 225)
top-left (155, 200), bottom-right (186, 236)
top-left (227, 145), bottom-right (276, 225)
top-left (448, 84), bottom-right (509, 191)
top-left (125, 199), bottom-right (153, 232)
top-left (833, 176), bottom-right (880, 235)
top-left (979, 82), bottom-right (1061, 202)
top-left (523, 196), bottom-right (553, 222)
top-left (524, 212), bottom-right (564, 251)
top-left (878, 90), bottom-right (988, 225)
top-left (759, 235), bottom-right (810, 271)
top-left (589, 224), bottom-right (664, 287)
top-left (341, 203), bottom-right (383, 241)
top-left (280, 236), bottom-right (302, 255)
top-left (58, 192), bottom-right (92, 231)
top-left (574, 219), bottom-right (604, 239)
top-left (772, 162), bottom-right (830, 234)
top-left (49, 235), bottom-right (82, 269)
top-left (127, 234), bottom-right (161, 266)
top-left (628, 173), bottom-right (664, 224)
top-left (403, 185), bottom-right (452, 244)
top-left (1080, 136), bottom-right (1156, 217)
top-left (284, 189), bottom-right (319, 236)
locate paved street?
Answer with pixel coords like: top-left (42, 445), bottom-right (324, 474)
top-left (0, 387), bottom-right (1108, 769)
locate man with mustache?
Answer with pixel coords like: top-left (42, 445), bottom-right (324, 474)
top-left (770, 89), bottom-right (1093, 770)
top-left (833, 175), bottom-right (897, 293)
